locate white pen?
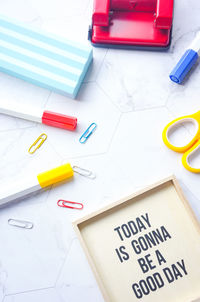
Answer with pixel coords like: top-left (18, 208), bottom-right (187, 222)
top-left (0, 102), bottom-right (77, 130)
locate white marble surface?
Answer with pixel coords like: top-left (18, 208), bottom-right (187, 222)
top-left (0, 0), bottom-right (200, 301)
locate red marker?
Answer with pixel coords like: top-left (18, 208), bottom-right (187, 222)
top-left (0, 103), bottom-right (77, 131)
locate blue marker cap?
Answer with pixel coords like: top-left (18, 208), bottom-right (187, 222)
top-left (169, 49), bottom-right (198, 84)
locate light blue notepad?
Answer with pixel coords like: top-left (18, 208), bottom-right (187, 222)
top-left (0, 16), bottom-right (93, 98)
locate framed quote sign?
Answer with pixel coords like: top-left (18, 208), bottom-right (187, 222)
top-left (74, 176), bottom-right (200, 302)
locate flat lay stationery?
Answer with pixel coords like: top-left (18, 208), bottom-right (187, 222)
top-left (0, 0), bottom-right (200, 301)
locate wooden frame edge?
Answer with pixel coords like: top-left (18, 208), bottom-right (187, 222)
top-left (73, 175), bottom-right (175, 228)
top-left (73, 176), bottom-right (176, 302)
top-left (172, 177), bottom-right (200, 235)
top-left (73, 218), bottom-right (111, 301)
top-left (73, 175), bottom-right (200, 302)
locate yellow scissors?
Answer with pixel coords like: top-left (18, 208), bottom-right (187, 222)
top-left (162, 111), bottom-right (200, 173)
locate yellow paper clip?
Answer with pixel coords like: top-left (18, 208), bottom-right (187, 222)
top-left (28, 133), bottom-right (47, 154)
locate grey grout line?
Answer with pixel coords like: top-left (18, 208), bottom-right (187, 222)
top-left (165, 104), bottom-right (178, 117)
top-left (83, 0), bottom-right (92, 16)
top-left (163, 88), bottom-right (177, 108)
top-left (104, 105), bottom-right (168, 154)
top-left (95, 81), bottom-right (122, 113)
top-left (41, 13), bottom-right (84, 21)
top-left (69, 112), bottom-right (123, 160)
top-left (54, 238), bottom-right (77, 287)
top-left (93, 48), bottom-right (109, 83)
top-left (3, 286), bottom-right (55, 298)
top-left (44, 95), bottom-right (123, 161)
top-left (28, 16), bottom-right (43, 25)
top-left (105, 113), bottom-right (123, 154)
top-left (54, 287), bottom-right (68, 302)
top-left (45, 139), bottom-right (65, 162)
top-left (43, 91), bottom-right (52, 109)
top-left (122, 104), bottom-right (167, 114)
top-left (0, 125), bottom-right (37, 134)
top-left (60, 115), bottom-right (123, 161)
top-left (95, 80), bottom-right (168, 114)
top-left (43, 185), bottom-right (53, 204)
top-left (169, 28), bottom-right (200, 55)
top-left (2, 294), bottom-right (7, 302)
top-left (83, 79), bottom-right (96, 84)
top-left (62, 150), bottom-right (111, 161)
top-left (180, 182), bottom-right (200, 204)
top-left (67, 152), bottom-right (107, 161)
top-left (56, 105), bottom-right (169, 162)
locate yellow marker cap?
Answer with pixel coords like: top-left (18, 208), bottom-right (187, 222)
top-left (37, 163), bottom-right (73, 188)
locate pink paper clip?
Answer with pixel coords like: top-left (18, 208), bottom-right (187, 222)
top-left (57, 199), bottom-right (84, 210)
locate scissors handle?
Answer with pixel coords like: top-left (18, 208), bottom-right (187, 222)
top-left (162, 111), bottom-right (200, 153)
top-left (182, 139), bottom-right (200, 173)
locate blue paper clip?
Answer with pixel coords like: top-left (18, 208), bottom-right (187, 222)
top-left (79, 123), bottom-right (97, 144)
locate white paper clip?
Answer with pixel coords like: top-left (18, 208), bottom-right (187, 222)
top-left (8, 219), bottom-right (34, 229)
top-left (72, 166), bottom-right (96, 179)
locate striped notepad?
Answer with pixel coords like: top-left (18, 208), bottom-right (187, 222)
top-left (0, 16), bottom-right (93, 98)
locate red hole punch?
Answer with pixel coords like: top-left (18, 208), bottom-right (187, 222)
top-left (57, 199), bottom-right (84, 210)
top-left (89, 0), bottom-right (174, 49)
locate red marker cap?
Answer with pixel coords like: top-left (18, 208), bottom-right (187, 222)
top-left (42, 110), bottom-right (77, 131)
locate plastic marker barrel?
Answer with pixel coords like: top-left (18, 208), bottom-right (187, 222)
top-left (170, 32), bottom-right (200, 84)
top-left (0, 163), bottom-right (73, 206)
top-left (0, 103), bottom-right (77, 131)
top-left (37, 163), bottom-right (73, 188)
top-left (42, 111), bottom-right (77, 130)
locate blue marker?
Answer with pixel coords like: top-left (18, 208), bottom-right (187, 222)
top-left (170, 32), bottom-right (200, 84)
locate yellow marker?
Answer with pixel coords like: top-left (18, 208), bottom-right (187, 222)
top-left (0, 163), bottom-right (95, 207)
top-left (0, 163), bottom-right (73, 207)
top-left (37, 163), bottom-right (73, 188)
top-left (162, 111), bottom-right (200, 173)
